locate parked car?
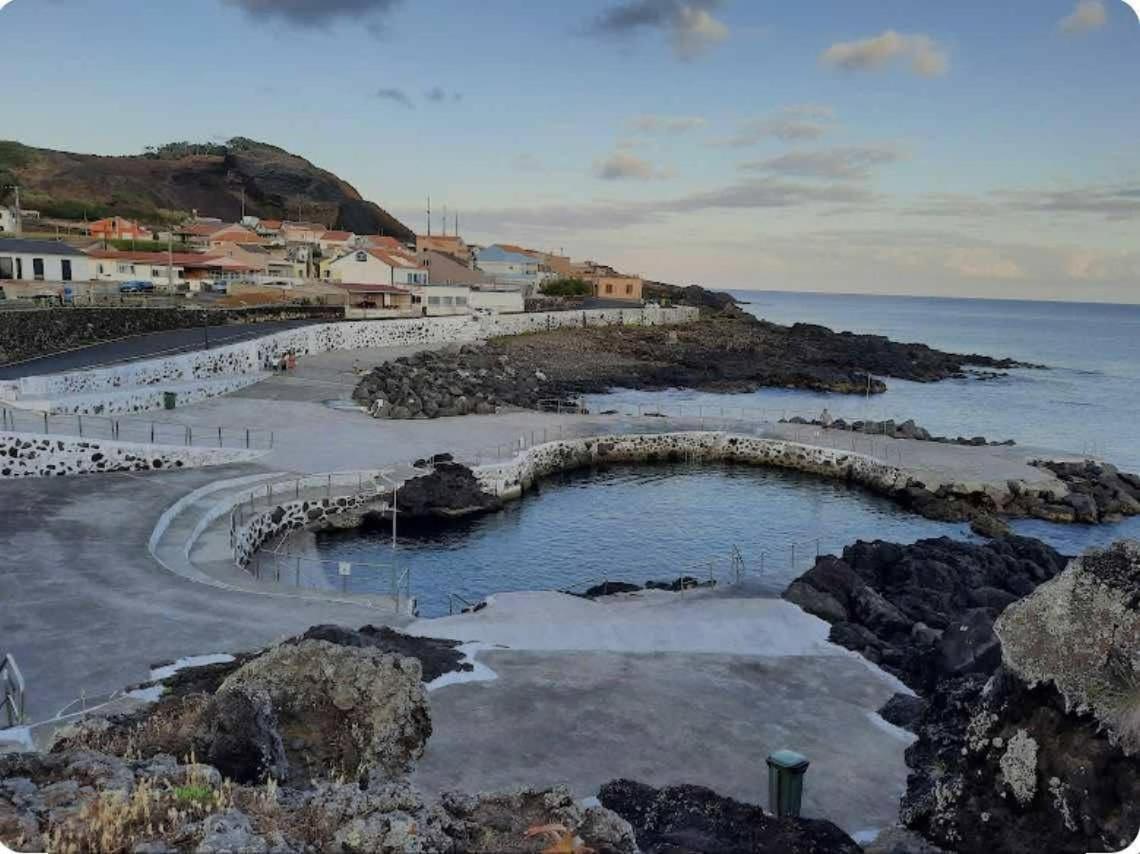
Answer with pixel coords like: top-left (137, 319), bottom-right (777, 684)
top-left (119, 280), bottom-right (155, 294)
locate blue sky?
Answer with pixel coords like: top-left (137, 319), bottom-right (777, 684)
top-left (1, 0), bottom-right (1138, 301)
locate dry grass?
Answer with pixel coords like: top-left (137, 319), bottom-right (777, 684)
top-left (47, 760), bottom-right (231, 854)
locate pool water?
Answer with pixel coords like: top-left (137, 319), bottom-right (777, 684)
top-left (311, 463), bottom-right (1140, 618)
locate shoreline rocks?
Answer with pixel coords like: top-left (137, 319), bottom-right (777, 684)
top-left (783, 416), bottom-right (1016, 448)
top-left (784, 537), bottom-right (1140, 852)
top-left (352, 318), bottom-right (1038, 419)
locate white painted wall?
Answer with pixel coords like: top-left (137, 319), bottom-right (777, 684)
top-left (4, 306), bottom-right (699, 413)
top-left (468, 289), bottom-right (524, 313)
top-left (0, 250), bottom-right (91, 284)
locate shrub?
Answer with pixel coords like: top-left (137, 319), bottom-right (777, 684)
top-left (540, 277), bottom-right (591, 297)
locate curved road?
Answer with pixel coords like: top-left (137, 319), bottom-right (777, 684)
top-left (0, 319), bottom-right (323, 380)
top-left (0, 464), bottom-right (390, 722)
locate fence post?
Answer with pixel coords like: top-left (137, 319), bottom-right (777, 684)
top-left (327, 474), bottom-right (332, 498)
top-left (188, 426), bottom-right (193, 445)
top-left (150, 422), bottom-right (155, 443)
top-left (245, 428), bottom-right (250, 449)
top-left (77, 414), bottom-right (83, 437)
top-left (790, 543), bottom-right (796, 572)
top-left (43, 412), bottom-right (49, 434)
top-left (218, 426), bottom-right (223, 448)
top-left (270, 431), bottom-right (275, 449)
top-left (295, 556), bottom-right (301, 587)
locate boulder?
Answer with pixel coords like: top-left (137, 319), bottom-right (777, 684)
top-left (598, 779), bottom-right (862, 853)
top-left (217, 640), bottom-right (430, 782)
top-left (191, 686), bottom-right (287, 784)
top-left (294, 625), bottom-right (472, 683)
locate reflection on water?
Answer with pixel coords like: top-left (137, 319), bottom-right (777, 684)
top-left (313, 464), bottom-right (1140, 618)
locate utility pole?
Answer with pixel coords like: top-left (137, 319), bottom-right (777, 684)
top-left (167, 229), bottom-right (175, 292)
top-left (426, 195), bottom-right (431, 236)
top-left (241, 187), bottom-right (246, 221)
top-left (442, 204), bottom-right (447, 237)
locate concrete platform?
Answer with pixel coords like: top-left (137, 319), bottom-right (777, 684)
top-left (408, 591), bottom-right (912, 838)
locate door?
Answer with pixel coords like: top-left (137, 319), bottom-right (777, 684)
top-left (61, 260), bottom-right (72, 282)
top-left (32, 258), bottom-right (44, 281)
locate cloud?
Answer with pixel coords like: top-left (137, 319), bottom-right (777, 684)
top-left (224, 0), bottom-right (402, 27)
top-left (594, 151), bottom-right (662, 181)
top-left (1059, 0), bottom-right (1108, 33)
top-left (375, 87), bottom-right (414, 108)
top-left (822, 30), bottom-right (949, 77)
top-left (909, 183), bottom-right (1140, 221)
top-left (739, 145), bottom-right (905, 180)
top-left (944, 248), bottom-right (1026, 280)
top-left (589, 0), bottom-right (729, 60)
top-left (628, 114), bottom-right (707, 134)
top-left (468, 176), bottom-right (876, 233)
top-left (424, 86), bottom-right (461, 103)
top-left (715, 105), bottom-right (836, 146)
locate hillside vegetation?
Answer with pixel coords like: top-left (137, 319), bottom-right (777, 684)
top-left (0, 137), bottom-right (412, 239)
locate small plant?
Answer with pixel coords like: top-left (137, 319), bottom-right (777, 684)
top-left (525, 823), bottom-right (595, 854)
top-left (540, 277), bottom-right (592, 297)
top-left (173, 784), bottom-right (213, 805)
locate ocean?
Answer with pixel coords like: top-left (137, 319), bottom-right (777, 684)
top-left (594, 290), bottom-right (1140, 471)
top-left (312, 292), bottom-right (1140, 614)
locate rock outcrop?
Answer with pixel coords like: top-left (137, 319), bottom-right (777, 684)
top-left (598, 779), bottom-right (863, 853)
top-left (783, 416), bottom-right (1015, 447)
top-left (352, 318), bottom-right (1036, 418)
top-left (787, 538), bottom-right (1140, 852)
top-left (216, 640), bottom-right (430, 782)
top-left (784, 537), bottom-right (1068, 692)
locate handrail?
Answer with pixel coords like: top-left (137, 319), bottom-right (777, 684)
top-left (448, 592), bottom-right (479, 615)
top-left (1, 653), bottom-right (26, 728)
top-left (0, 405), bottom-right (275, 451)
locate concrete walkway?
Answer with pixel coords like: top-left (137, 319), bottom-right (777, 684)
top-left (0, 466), bottom-right (398, 722)
top-left (408, 590), bottom-right (912, 837)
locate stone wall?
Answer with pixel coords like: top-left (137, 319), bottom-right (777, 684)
top-left (229, 433), bottom-right (909, 572)
top-left (15, 374), bottom-right (264, 416)
top-left (231, 488), bottom-right (387, 569)
top-left (474, 432), bottom-right (910, 502)
top-left (0, 432), bottom-right (261, 478)
top-left (0, 306), bottom-right (343, 367)
top-left (4, 306), bottom-right (698, 413)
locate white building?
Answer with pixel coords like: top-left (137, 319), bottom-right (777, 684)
top-left (324, 248), bottom-right (427, 287)
top-left (0, 238), bottom-right (90, 284)
top-left (0, 208), bottom-right (19, 235)
top-left (414, 285), bottom-right (470, 316)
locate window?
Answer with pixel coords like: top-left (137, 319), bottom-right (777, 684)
top-left (15, 259), bottom-right (21, 279)
top-left (33, 258), bottom-right (44, 281)
top-left (605, 283), bottom-right (613, 294)
top-left (626, 284), bottom-right (632, 295)
top-left (117, 263), bottom-right (133, 275)
top-left (0, 258), bottom-right (12, 280)
top-left (98, 264), bottom-right (105, 275)
top-left (455, 296), bottom-right (467, 306)
top-left (152, 268), bottom-right (166, 279)
top-left (62, 260), bottom-right (72, 282)
top-left (428, 296), bottom-right (441, 306)
top-left (442, 296), bottom-right (454, 306)
top-left (355, 251), bottom-right (367, 262)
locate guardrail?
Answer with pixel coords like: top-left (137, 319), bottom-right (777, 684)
top-left (247, 545), bottom-right (412, 614)
top-left (0, 405), bottom-right (275, 451)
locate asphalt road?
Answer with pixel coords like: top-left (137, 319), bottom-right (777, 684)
top-left (0, 319), bottom-right (324, 380)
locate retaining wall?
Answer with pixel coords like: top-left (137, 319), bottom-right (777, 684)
top-left (4, 306), bottom-right (698, 410)
top-left (0, 305), bottom-right (343, 367)
top-left (0, 432), bottom-right (262, 478)
top-left (13, 374), bottom-right (265, 415)
top-left (229, 433), bottom-right (912, 570)
top-left (474, 432), bottom-right (911, 501)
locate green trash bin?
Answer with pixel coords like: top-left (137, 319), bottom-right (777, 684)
top-left (766, 750), bottom-right (810, 818)
top-left (163, 391), bottom-right (178, 411)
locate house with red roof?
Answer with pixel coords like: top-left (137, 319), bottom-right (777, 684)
top-left (87, 248), bottom-right (261, 291)
top-left (89, 217), bottom-right (152, 242)
top-left (322, 246), bottom-right (427, 287)
top-left (318, 230), bottom-right (355, 255)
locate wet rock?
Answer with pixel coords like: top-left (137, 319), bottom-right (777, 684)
top-left (599, 779), bottom-right (862, 853)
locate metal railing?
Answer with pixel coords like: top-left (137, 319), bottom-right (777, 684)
top-left (1, 654), bottom-right (26, 728)
top-left (447, 592), bottom-right (480, 616)
top-left (246, 545), bottom-right (411, 614)
top-left (0, 406), bottom-right (275, 451)
top-left (228, 469), bottom-right (403, 530)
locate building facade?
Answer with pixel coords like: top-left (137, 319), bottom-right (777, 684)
top-left (323, 248), bottom-right (427, 287)
top-left (0, 239), bottom-right (91, 285)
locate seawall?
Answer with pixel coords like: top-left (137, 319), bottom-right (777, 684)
top-left (1, 306), bottom-right (699, 414)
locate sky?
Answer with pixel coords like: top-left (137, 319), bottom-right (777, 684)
top-left (1, 0), bottom-right (1138, 303)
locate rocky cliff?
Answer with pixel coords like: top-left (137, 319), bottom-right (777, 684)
top-left (0, 137), bottom-right (412, 238)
